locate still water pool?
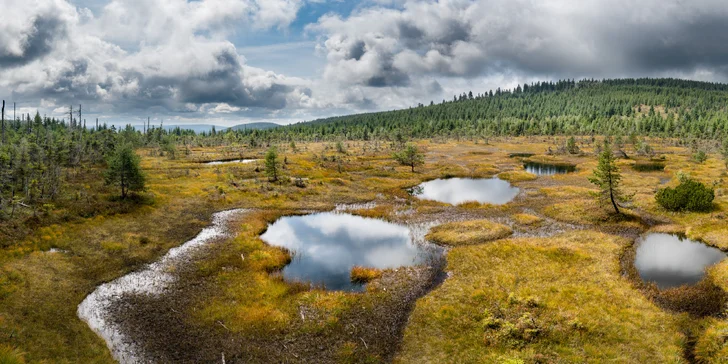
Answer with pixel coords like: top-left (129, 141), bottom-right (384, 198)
top-left (523, 162), bottom-right (576, 176)
top-left (634, 233), bottom-right (725, 289)
top-left (412, 178), bottom-right (519, 205)
top-left (260, 212), bottom-right (440, 291)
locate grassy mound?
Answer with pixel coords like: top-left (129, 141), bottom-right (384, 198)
top-left (512, 213), bottom-right (543, 226)
top-left (498, 170), bottom-right (538, 182)
top-left (426, 220), bottom-right (513, 246)
top-left (395, 231), bottom-right (685, 363)
top-left (350, 266), bottom-right (383, 284)
top-left (695, 319), bottom-right (728, 363)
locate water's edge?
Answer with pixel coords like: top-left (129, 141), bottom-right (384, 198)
top-left (77, 209), bottom-right (247, 363)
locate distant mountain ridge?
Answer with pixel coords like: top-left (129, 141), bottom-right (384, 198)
top-left (226, 122), bottom-right (281, 131)
top-left (123, 122), bottom-right (280, 133)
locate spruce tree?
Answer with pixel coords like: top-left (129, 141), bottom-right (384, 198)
top-left (589, 140), bottom-right (625, 214)
top-left (265, 146), bottom-right (280, 182)
top-left (104, 143), bottom-right (145, 199)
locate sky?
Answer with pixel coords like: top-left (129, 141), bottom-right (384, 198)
top-left (2, 0), bottom-right (728, 127)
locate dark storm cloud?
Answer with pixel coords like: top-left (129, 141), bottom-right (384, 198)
top-left (365, 67), bottom-right (410, 87)
top-left (349, 40), bottom-right (366, 61)
top-left (313, 0), bottom-right (728, 89)
top-left (12, 44), bottom-right (306, 115)
top-left (176, 49), bottom-right (295, 109)
top-left (0, 16), bottom-right (67, 67)
top-left (620, 16), bottom-right (728, 72)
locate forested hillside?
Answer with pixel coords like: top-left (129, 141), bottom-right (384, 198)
top-left (251, 78), bottom-right (728, 141)
top-left (2, 78), bottom-right (727, 224)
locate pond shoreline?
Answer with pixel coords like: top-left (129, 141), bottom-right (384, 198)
top-left (77, 209), bottom-right (248, 363)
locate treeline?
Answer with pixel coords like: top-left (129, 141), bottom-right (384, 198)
top-left (4, 77), bottom-right (728, 218)
top-left (240, 78), bottom-right (728, 142)
top-left (0, 108), bottom-right (187, 219)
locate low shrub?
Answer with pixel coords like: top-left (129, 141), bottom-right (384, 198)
top-left (656, 178), bottom-right (714, 212)
top-left (693, 150), bottom-right (709, 163)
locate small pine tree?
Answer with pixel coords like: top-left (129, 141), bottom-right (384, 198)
top-left (265, 146), bottom-right (280, 182)
top-left (693, 150), bottom-right (708, 164)
top-left (105, 143), bottom-right (145, 199)
top-left (588, 141), bottom-right (626, 214)
top-left (566, 136), bottom-right (580, 154)
top-left (393, 144), bottom-right (425, 172)
top-left (722, 138), bottom-right (728, 168)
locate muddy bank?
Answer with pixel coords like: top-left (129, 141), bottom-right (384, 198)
top-left (103, 210), bottom-right (447, 363)
top-left (77, 209), bottom-right (248, 363)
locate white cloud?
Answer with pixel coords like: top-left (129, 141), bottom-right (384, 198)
top-left (4, 0), bottom-right (728, 125)
top-left (0, 0), bottom-right (317, 123)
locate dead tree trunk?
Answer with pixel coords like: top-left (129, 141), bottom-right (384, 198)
top-left (1, 100), bottom-right (5, 144)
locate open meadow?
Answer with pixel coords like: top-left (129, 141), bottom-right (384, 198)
top-left (2, 136), bottom-right (728, 363)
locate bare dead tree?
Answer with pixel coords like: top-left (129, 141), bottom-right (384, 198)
top-left (1, 100), bottom-right (5, 144)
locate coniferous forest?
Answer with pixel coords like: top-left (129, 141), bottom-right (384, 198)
top-left (3, 78), bottom-right (728, 224)
top-left (256, 78), bottom-right (728, 141)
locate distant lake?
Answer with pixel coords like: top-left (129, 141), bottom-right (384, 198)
top-left (523, 162), bottom-right (576, 176)
top-left (260, 212), bottom-right (440, 291)
top-left (634, 233), bottom-right (725, 289)
top-left (411, 178), bottom-right (519, 205)
top-left (205, 159), bottom-right (257, 166)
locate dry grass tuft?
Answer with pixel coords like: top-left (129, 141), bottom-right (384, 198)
top-left (0, 345), bottom-right (25, 364)
top-left (498, 170), bottom-right (538, 183)
top-left (512, 213), bottom-right (543, 226)
top-left (427, 220), bottom-right (513, 246)
top-left (695, 319), bottom-right (728, 363)
top-left (350, 266), bottom-right (383, 284)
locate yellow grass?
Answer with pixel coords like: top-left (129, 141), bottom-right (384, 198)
top-left (427, 220), bottom-right (513, 246)
top-left (395, 231), bottom-right (685, 363)
top-left (350, 266), bottom-right (383, 283)
top-left (512, 213), bottom-right (543, 226)
top-left (498, 170), bottom-right (538, 183)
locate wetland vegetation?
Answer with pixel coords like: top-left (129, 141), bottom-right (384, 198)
top-left (4, 79), bottom-right (728, 363)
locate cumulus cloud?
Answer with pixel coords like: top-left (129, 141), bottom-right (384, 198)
top-left (0, 0), bottom-right (312, 122)
top-left (3, 0), bottom-right (728, 125)
top-left (310, 0), bottom-right (728, 89)
top-left (0, 0), bottom-right (76, 67)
